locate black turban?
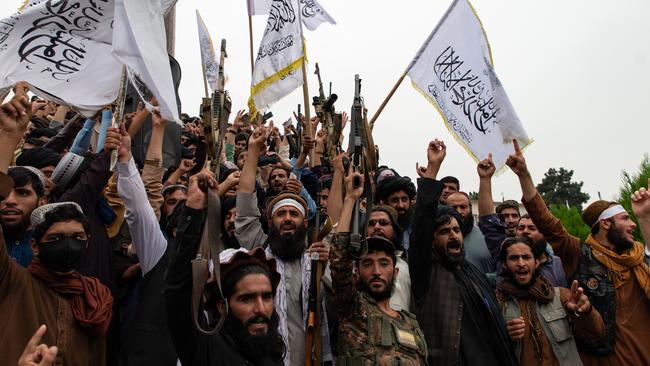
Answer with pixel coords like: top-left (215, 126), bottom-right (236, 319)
top-left (16, 147), bottom-right (61, 169)
top-left (375, 175), bottom-right (416, 203)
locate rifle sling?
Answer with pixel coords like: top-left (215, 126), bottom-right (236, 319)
top-left (190, 188), bottom-right (226, 335)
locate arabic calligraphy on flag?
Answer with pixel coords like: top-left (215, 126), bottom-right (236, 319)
top-left (407, 0), bottom-right (531, 169)
top-left (0, 0), bottom-right (180, 122)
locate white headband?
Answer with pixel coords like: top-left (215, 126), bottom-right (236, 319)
top-left (271, 198), bottom-right (305, 218)
top-left (596, 205), bottom-right (626, 225)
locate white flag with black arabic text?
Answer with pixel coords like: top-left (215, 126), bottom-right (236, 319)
top-left (196, 10), bottom-right (218, 92)
top-left (407, 0), bottom-right (530, 169)
top-left (248, 0), bottom-right (336, 30)
top-left (0, 0), bottom-right (180, 122)
top-left (248, 0), bottom-right (304, 115)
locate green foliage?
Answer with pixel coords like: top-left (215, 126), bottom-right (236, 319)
top-left (617, 154), bottom-right (650, 241)
top-left (468, 191), bottom-right (479, 201)
top-left (549, 204), bottom-right (591, 242)
top-left (536, 168), bottom-right (590, 210)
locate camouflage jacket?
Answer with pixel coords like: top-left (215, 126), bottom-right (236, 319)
top-left (330, 233), bottom-right (427, 366)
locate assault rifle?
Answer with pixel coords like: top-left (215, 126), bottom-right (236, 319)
top-left (201, 39), bottom-right (232, 176)
top-left (312, 63), bottom-right (342, 167)
top-left (348, 75), bottom-right (367, 259)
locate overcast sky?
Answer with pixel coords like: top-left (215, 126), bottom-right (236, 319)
top-left (2, 0), bottom-right (649, 203)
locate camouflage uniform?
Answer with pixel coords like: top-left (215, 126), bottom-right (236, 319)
top-left (330, 233), bottom-right (427, 365)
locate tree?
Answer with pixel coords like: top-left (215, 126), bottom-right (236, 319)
top-left (536, 168), bottom-right (590, 210)
top-left (549, 204), bottom-right (591, 242)
top-left (468, 191), bottom-right (479, 201)
top-left (618, 154), bottom-right (650, 241)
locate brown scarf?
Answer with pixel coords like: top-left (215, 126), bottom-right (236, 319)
top-left (497, 274), bottom-right (555, 304)
top-left (586, 234), bottom-right (650, 299)
top-left (28, 258), bottom-right (113, 336)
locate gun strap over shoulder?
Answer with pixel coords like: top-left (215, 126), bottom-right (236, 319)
top-left (190, 188), bottom-right (226, 335)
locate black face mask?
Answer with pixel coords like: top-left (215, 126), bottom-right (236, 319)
top-left (38, 237), bottom-right (86, 273)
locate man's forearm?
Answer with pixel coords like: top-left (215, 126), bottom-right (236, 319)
top-left (239, 149), bottom-right (260, 193)
top-left (146, 125), bottom-right (165, 161)
top-left (518, 171), bottom-right (537, 202)
top-left (128, 109), bottom-right (150, 137)
top-left (478, 177), bottom-right (495, 216)
top-left (636, 217), bottom-right (650, 251)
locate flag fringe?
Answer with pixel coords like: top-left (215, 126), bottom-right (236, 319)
top-left (409, 80), bottom-right (533, 176)
top-left (248, 55), bottom-right (305, 116)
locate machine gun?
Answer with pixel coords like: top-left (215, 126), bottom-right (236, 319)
top-left (201, 39), bottom-right (232, 176)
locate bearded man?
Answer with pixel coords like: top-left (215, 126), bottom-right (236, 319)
top-left (235, 125), bottom-right (332, 365)
top-left (446, 190), bottom-right (494, 274)
top-left (330, 169), bottom-right (427, 365)
top-left (506, 139), bottom-right (650, 365)
top-left (164, 171), bottom-right (285, 365)
top-left (1, 166), bottom-right (47, 266)
top-left (409, 139), bottom-right (517, 366)
top-left (496, 236), bottom-right (604, 365)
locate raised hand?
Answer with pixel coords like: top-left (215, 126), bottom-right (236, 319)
top-left (178, 158), bottom-right (197, 173)
top-left (565, 280), bottom-right (591, 314)
top-left (186, 170), bottom-right (217, 209)
top-left (0, 82), bottom-right (32, 138)
top-left (18, 325), bottom-right (58, 366)
top-left (506, 318), bottom-right (526, 341)
top-left (631, 178), bottom-right (650, 220)
top-left (286, 177), bottom-right (303, 194)
top-left (301, 134), bottom-right (315, 155)
top-left (344, 164), bottom-right (364, 200)
top-left (110, 125), bottom-right (132, 162)
top-left (248, 122), bottom-right (273, 156)
top-left (505, 139), bottom-right (529, 177)
top-left (477, 153), bottom-right (495, 179)
top-left (416, 139), bottom-right (446, 179)
top-left (105, 126), bottom-right (131, 158)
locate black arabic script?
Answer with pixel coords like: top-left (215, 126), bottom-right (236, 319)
top-left (433, 46), bottom-right (497, 134)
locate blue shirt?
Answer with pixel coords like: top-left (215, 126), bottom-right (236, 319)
top-left (5, 230), bottom-right (33, 267)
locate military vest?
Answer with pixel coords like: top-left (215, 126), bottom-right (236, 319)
top-left (574, 243), bottom-right (650, 355)
top-left (337, 303), bottom-right (427, 366)
top-left (502, 288), bottom-right (583, 366)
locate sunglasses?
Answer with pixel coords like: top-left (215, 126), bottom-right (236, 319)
top-left (368, 219), bottom-right (391, 226)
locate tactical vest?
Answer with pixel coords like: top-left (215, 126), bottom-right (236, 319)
top-left (337, 307), bottom-right (427, 366)
top-left (574, 243), bottom-right (650, 355)
top-left (502, 288), bottom-right (583, 366)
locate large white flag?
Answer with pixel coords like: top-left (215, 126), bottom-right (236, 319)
top-left (196, 10), bottom-right (218, 92)
top-left (407, 0), bottom-right (530, 169)
top-left (247, 0), bottom-right (336, 31)
top-left (0, 0), bottom-right (179, 122)
top-left (248, 0), bottom-right (305, 115)
top-left (112, 0), bottom-right (180, 122)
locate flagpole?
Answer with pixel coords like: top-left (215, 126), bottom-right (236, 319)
top-left (110, 65), bottom-right (129, 171)
top-left (196, 9), bottom-right (212, 98)
top-left (248, 15), bottom-right (255, 75)
top-left (296, 4), bottom-right (314, 167)
top-left (367, 71), bottom-right (407, 131)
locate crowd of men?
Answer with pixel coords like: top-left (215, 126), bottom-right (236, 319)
top-left (0, 81), bottom-right (649, 366)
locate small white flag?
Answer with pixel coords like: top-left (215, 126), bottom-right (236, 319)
top-left (407, 0), bottom-right (531, 169)
top-left (298, 0), bottom-right (337, 30)
top-left (248, 0), bottom-right (336, 30)
top-left (247, 0), bottom-right (272, 16)
top-left (196, 10), bottom-right (218, 92)
top-left (248, 0), bottom-right (305, 116)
